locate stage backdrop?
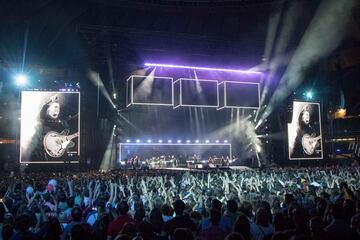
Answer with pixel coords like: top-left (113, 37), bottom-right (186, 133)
top-left (20, 91), bottom-right (80, 163)
top-left (288, 101), bottom-right (323, 160)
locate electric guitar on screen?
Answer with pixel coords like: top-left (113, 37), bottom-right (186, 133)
top-left (43, 131), bottom-right (78, 158)
top-left (301, 134), bottom-right (321, 155)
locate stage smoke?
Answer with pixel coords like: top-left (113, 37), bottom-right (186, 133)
top-left (257, 0), bottom-right (355, 128)
top-left (254, 1), bottom-right (303, 120)
top-left (206, 113), bottom-right (260, 160)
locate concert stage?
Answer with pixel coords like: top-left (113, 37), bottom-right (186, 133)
top-left (161, 166), bottom-right (253, 172)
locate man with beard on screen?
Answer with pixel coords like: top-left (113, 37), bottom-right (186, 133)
top-left (30, 94), bottom-right (78, 161)
top-left (40, 95), bottom-right (67, 131)
top-left (291, 104), bottom-right (321, 159)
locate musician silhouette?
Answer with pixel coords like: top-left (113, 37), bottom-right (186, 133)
top-left (291, 104), bottom-right (321, 158)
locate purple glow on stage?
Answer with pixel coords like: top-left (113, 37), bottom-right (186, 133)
top-left (144, 63), bottom-right (262, 75)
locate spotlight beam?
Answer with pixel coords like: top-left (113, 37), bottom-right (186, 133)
top-left (106, 53), bottom-right (116, 98)
top-left (257, 0), bottom-right (355, 127)
top-left (254, 1), bottom-right (304, 116)
top-left (21, 28), bottom-right (29, 73)
top-left (117, 112), bottom-right (142, 134)
top-left (133, 68), bottom-right (156, 102)
top-left (263, 0), bottom-right (285, 68)
top-left (100, 126), bottom-right (116, 171)
top-left (87, 70), bottom-right (116, 109)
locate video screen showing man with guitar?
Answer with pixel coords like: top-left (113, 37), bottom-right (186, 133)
top-left (290, 103), bottom-right (323, 159)
top-left (29, 92), bottom-right (79, 162)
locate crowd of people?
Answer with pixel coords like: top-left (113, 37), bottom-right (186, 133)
top-left (0, 166), bottom-right (360, 240)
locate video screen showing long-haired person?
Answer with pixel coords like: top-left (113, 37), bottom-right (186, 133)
top-left (20, 91), bottom-right (80, 163)
top-left (288, 101), bottom-right (323, 160)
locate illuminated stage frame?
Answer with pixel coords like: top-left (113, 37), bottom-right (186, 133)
top-left (173, 78), bottom-right (219, 109)
top-left (126, 74), bottom-right (261, 109)
top-left (126, 75), bottom-right (174, 107)
top-left (217, 81), bottom-right (261, 110)
top-left (119, 142), bottom-right (232, 162)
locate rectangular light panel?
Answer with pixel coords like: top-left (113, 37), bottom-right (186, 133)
top-left (127, 75), bottom-right (174, 107)
top-left (218, 81), bottom-right (260, 109)
top-left (174, 78), bottom-right (219, 108)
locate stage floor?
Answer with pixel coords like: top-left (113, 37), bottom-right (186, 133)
top-left (160, 166), bottom-right (253, 171)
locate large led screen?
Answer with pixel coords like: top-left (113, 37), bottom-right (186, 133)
top-left (20, 91), bottom-right (80, 163)
top-left (288, 101), bottom-right (323, 160)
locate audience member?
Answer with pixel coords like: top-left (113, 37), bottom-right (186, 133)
top-left (0, 166), bottom-right (358, 240)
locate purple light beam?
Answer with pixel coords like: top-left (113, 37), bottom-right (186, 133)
top-left (144, 63), bottom-right (262, 75)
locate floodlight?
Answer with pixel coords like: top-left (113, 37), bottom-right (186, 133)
top-left (15, 74), bottom-right (28, 86)
top-left (305, 91), bottom-right (313, 99)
